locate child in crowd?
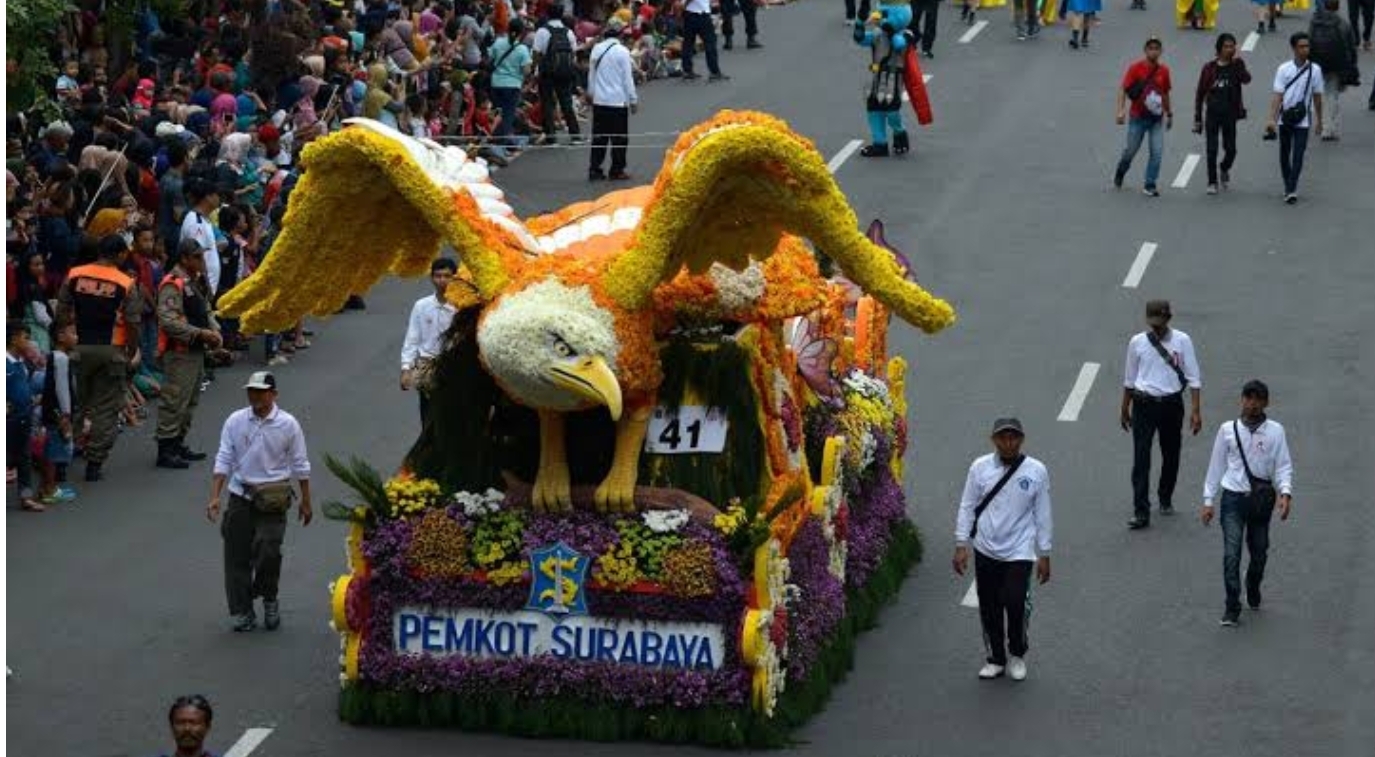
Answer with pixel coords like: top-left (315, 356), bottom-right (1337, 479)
top-left (7, 322), bottom-right (42, 511)
top-left (38, 320), bottom-right (79, 506)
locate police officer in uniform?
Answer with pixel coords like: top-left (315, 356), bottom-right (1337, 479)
top-left (57, 234), bottom-right (143, 482)
top-left (155, 239), bottom-right (224, 469)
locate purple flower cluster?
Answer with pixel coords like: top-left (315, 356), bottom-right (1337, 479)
top-left (844, 466), bottom-right (908, 591)
top-left (783, 518), bottom-right (846, 682)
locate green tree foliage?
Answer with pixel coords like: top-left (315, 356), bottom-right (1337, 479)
top-left (6, 0), bottom-right (71, 113)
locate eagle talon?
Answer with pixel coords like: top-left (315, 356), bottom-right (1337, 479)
top-left (532, 465), bottom-right (573, 513)
top-left (594, 473), bottom-right (638, 513)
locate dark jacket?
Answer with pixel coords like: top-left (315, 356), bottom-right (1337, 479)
top-left (1194, 58), bottom-right (1252, 123)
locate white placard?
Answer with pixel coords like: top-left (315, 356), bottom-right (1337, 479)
top-left (643, 405), bottom-right (729, 454)
top-left (393, 607), bottom-right (726, 670)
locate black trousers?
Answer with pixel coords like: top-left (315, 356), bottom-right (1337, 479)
top-left (1203, 110), bottom-right (1238, 186)
top-left (1351, 0), bottom-right (1374, 42)
top-left (538, 76), bottom-right (581, 138)
top-left (221, 493), bottom-right (288, 616)
top-left (681, 11), bottom-right (722, 75)
top-left (845, 0), bottom-right (872, 21)
top-left (912, 0), bottom-right (941, 52)
top-left (1131, 392), bottom-right (1184, 518)
top-left (589, 105), bottom-right (629, 176)
top-left (975, 551), bottom-right (1033, 666)
top-left (721, 0), bottom-right (759, 40)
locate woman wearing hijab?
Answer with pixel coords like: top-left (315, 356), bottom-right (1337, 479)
top-left (214, 133), bottom-right (263, 210)
top-left (363, 63), bottom-right (402, 128)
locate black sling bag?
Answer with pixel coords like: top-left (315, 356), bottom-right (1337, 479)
top-left (1233, 421), bottom-right (1278, 521)
top-left (969, 455), bottom-right (1026, 540)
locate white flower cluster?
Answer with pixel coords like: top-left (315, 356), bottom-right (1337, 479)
top-left (453, 488), bottom-right (505, 517)
top-left (642, 508), bottom-right (691, 533)
top-left (842, 369), bottom-right (891, 403)
top-left (856, 430), bottom-right (877, 473)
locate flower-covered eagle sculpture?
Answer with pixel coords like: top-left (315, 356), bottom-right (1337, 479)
top-left (218, 110), bottom-right (955, 513)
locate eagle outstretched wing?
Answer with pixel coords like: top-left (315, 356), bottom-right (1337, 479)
top-left (602, 110), bottom-right (956, 334)
top-left (216, 119), bottom-right (536, 332)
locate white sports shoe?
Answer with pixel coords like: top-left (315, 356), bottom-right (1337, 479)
top-left (1008, 656), bottom-right (1028, 681)
top-left (978, 663), bottom-right (1006, 680)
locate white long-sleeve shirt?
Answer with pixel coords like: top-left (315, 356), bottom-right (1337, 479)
top-left (1124, 328), bottom-right (1202, 397)
top-left (214, 405), bottom-right (311, 498)
top-left (400, 294), bottom-right (457, 370)
top-left (955, 453), bottom-right (1053, 561)
top-left (179, 211), bottom-right (220, 294)
top-left (588, 38), bottom-right (637, 108)
top-left (1203, 418), bottom-right (1294, 506)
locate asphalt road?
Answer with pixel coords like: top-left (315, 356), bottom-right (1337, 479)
top-left (7, 2), bottom-right (1375, 756)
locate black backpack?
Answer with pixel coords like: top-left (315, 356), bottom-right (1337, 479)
top-left (1309, 14), bottom-right (1348, 73)
top-left (544, 28), bottom-right (576, 81)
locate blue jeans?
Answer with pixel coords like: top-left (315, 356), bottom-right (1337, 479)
top-left (1115, 116), bottom-right (1164, 189)
top-left (1278, 125), bottom-right (1309, 195)
top-left (1220, 489), bottom-right (1272, 613)
top-left (491, 87), bottom-right (522, 146)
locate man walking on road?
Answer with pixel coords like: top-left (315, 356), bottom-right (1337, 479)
top-left (1193, 33), bottom-right (1251, 194)
top-left (1121, 300), bottom-right (1202, 530)
top-left (154, 239), bottom-right (223, 470)
top-left (679, 0), bottom-right (729, 81)
top-left (1266, 33), bottom-right (1325, 204)
top-left (56, 234), bottom-right (143, 483)
top-left (911, 0), bottom-right (941, 57)
top-left (401, 258), bottom-right (458, 425)
top-left (532, 5), bottom-right (583, 146)
top-left (1201, 380), bottom-right (1294, 627)
top-left (208, 371), bottom-right (312, 633)
top-left (953, 418), bottom-right (1053, 682)
top-left (1114, 37), bottom-right (1174, 197)
top-left (587, 20), bottom-right (638, 181)
top-left (1307, 0), bottom-right (1357, 141)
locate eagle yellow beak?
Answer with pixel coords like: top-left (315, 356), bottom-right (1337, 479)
top-left (549, 356), bottom-right (623, 421)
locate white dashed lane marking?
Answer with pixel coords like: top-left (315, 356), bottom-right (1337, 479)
top-left (827, 140), bottom-right (864, 173)
top-left (961, 581), bottom-right (980, 608)
top-left (223, 728), bottom-right (274, 757)
top-left (959, 20), bottom-right (990, 44)
top-left (1056, 362), bottom-right (1101, 422)
top-left (1242, 31), bottom-right (1260, 52)
top-left (1172, 153), bottom-right (1201, 189)
top-left (1122, 241), bottom-right (1158, 289)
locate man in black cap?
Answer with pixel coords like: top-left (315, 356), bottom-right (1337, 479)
top-left (1120, 299), bottom-right (1203, 529)
top-left (953, 417), bottom-right (1053, 682)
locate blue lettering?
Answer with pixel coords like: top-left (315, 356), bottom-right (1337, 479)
top-left (618, 630), bottom-right (639, 664)
top-left (422, 615), bottom-right (444, 653)
top-left (473, 619), bottom-right (495, 655)
top-left (445, 618), bottom-right (473, 653)
top-left (663, 634), bottom-right (682, 668)
top-left (493, 622), bottom-right (516, 656)
top-left (695, 637), bottom-right (715, 670)
top-left (518, 622), bottom-right (539, 656)
top-left (398, 614), bottom-right (422, 651)
top-left (641, 631), bottom-right (662, 666)
top-left (597, 628), bottom-right (619, 661)
top-left (551, 624), bottom-right (573, 658)
top-left (681, 635), bottom-right (699, 668)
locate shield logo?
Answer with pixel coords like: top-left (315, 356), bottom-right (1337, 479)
top-left (525, 542), bottom-right (589, 620)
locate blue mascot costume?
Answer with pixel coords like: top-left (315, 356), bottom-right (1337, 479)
top-left (854, 0), bottom-right (933, 157)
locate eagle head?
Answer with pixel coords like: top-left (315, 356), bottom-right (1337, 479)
top-left (476, 278), bottom-right (623, 420)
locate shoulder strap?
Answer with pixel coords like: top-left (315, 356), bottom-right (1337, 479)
top-left (1283, 63), bottom-right (1311, 93)
top-left (1145, 332), bottom-right (1188, 390)
top-left (1232, 421), bottom-right (1257, 480)
top-left (969, 455), bottom-right (1026, 540)
top-left (490, 42), bottom-right (518, 71)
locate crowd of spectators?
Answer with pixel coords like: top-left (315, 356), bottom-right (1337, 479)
top-left (6, 0), bottom-right (769, 507)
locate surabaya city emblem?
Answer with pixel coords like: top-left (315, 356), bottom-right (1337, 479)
top-left (525, 542), bottom-right (589, 620)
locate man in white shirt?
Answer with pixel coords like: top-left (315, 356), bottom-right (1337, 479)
top-left (1120, 299), bottom-right (1202, 529)
top-left (586, 19), bottom-right (638, 181)
top-left (400, 258), bottom-right (459, 424)
top-left (1265, 32), bottom-right (1325, 204)
top-left (1201, 380), bottom-right (1294, 627)
top-left (532, 5), bottom-right (583, 146)
top-left (207, 371), bottom-right (313, 633)
top-left (178, 178), bottom-right (223, 295)
top-left (953, 418), bottom-right (1053, 682)
top-left (680, 0), bottom-right (729, 81)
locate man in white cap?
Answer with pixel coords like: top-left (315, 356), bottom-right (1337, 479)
top-left (953, 417), bottom-right (1053, 682)
top-left (586, 18), bottom-right (638, 181)
top-left (207, 371), bottom-right (313, 632)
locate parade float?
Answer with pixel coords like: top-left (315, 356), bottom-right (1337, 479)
top-left (218, 111), bottom-right (956, 746)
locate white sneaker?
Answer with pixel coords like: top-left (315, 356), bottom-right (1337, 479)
top-left (978, 663), bottom-right (1005, 680)
top-left (1008, 656), bottom-right (1028, 681)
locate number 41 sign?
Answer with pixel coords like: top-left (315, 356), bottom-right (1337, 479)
top-left (643, 406), bottom-right (730, 454)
